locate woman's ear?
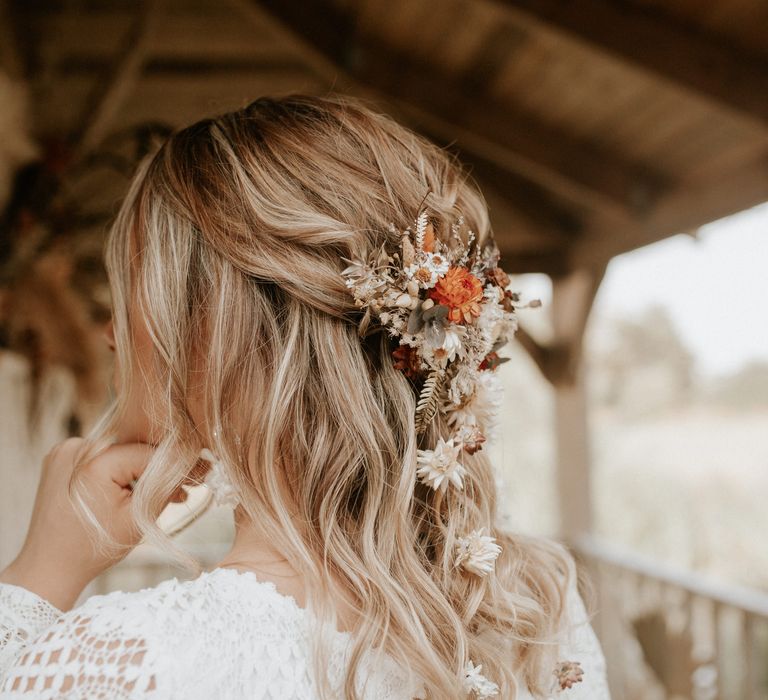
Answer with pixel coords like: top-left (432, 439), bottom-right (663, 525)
top-left (102, 317), bottom-right (116, 352)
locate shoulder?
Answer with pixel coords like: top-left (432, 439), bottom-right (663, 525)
top-left (501, 534), bottom-right (610, 698)
top-left (0, 578), bottom-right (187, 698)
top-left (0, 572), bottom-right (243, 698)
top-left (554, 551), bottom-right (611, 699)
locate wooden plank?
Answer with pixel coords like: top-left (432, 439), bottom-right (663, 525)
top-left (35, 70), bottom-right (322, 134)
top-left (70, 0), bottom-right (168, 162)
top-left (460, 19), bottom-right (528, 92)
top-left (251, 0), bottom-right (668, 217)
top-left (551, 268), bottom-right (604, 538)
top-left (464, 155), bottom-right (584, 240)
top-left (498, 249), bottom-right (567, 276)
top-left (571, 156), bottom-right (768, 268)
top-left (0, 0), bottom-right (24, 80)
top-left (498, 0), bottom-right (768, 127)
top-left (575, 536), bottom-right (768, 620)
top-left (34, 12), bottom-right (283, 59)
top-left (57, 55), bottom-right (309, 78)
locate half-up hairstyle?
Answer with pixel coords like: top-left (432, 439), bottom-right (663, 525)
top-left (73, 93), bottom-right (575, 698)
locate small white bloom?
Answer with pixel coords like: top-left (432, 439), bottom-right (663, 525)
top-left (404, 251), bottom-right (451, 289)
top-left (455, 527), bottom-right (502, 577)
top-left (448, 371), bottom-right (504, 439)
top-left (416, 437), bottom-right (467, 492)
top-left (482, 283), bottom-right (504, 304)
top-left (439, 326), bottom-right (466, 363)
top-left (340, 260), bottom-right (392, 309)
top-left (475, 297), bottom-right (506, 349)
top-left (463, 659), bottom-right (500, 699)
top-left (447, 364), bottom-right (481, 406)
top-left (199, 448), bottom-right (240, 507)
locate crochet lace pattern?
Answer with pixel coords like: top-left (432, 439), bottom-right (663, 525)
top-left (0, 567), bottom-right (609, 699)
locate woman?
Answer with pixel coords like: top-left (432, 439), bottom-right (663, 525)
top-left (0, 94), bottom-right (609, 699)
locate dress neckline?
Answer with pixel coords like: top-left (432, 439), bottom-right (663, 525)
top-left (204, 566), bottom-right (355, 642)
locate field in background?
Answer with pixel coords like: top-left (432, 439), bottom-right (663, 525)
top-left (490, 305), bottom-right (768, 592)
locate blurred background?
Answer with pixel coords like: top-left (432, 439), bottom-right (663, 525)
top-left (0, 1), bottom-right (766, 698)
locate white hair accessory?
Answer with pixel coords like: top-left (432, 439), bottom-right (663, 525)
top-left (198, 448), bottom-right (240, 507)
top-left (454, 527), bottom-right (502, 577)
top-left (462, 659), bottom-right (500, 699)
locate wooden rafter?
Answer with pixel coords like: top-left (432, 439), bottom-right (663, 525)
top-left (515, 264), bottom-right (606, 386)
top-left (464, 155), bottom-right (584, 241)
top-left (70, 0), bottom-right (167, 164)
top-left (498, 0), bottom-right (768, 127)
top-left (571, 156), bottom-right (768, 268)
top-left (499, 249), bottom-right (569, 276)
top-left (460, 19), bottom-right (528, 92)
top-left (0, 0), bottom-right (24, 80)
top-left (249, 0), bottom-right (667, 218)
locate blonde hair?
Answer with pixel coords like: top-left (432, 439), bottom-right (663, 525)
top-left (74, 93), bottom-right (576, 698)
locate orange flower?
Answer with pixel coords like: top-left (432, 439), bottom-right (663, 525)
top-left (428, 266), bottom-right (484, 324)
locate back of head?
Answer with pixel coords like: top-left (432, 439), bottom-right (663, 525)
top-left (82, 93), bottom-right (573, 698)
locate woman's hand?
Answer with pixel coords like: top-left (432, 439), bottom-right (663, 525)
top-left (0, 437), bottom-right (165, 611)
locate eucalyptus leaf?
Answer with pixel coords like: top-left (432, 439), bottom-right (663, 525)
top-left (407, 306), bottom-right (424, 334)
top-left (425, 320), bottom-right (446, 348)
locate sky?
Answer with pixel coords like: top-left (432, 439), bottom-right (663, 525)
top-left (514, 201), bottom-right (768, 379)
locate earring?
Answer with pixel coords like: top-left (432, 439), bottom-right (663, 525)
top-left (199, 447), bottom-right (240, 508)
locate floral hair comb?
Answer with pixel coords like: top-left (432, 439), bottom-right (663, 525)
top-left (340, 191), bottom-right (539, 494)
top-left (339, 192), bottom-right (577, 697)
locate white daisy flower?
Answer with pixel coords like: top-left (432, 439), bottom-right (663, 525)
top-left (416, 437), bottom-right (467, 492)
top-left (463, 659), bottom-right (500, 698)
top-left (455, 527), bottom-right (502, 577)
top-left (404, 251), bottom-right (451, 289)
top-left (438, 326), bottom-right (466, 362)
top-left (424, 325), bottom-right (467, 367)
top-left (199, 448), bottom-right (240, 507)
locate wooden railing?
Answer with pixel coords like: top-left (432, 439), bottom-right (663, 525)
top-left (572, 536), bottom-right (768, 700)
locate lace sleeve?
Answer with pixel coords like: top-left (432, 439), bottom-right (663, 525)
top-left (0, 583), bottom-right (62, 680)
top-left (0, 583), bottom-right (159, 698)
top-left (553, 577), bottom-right (611, 699)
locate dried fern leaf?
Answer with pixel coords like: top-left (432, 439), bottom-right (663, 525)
top-left (414, 210), bottom-right (429, 251)
top-left (415, 368), bottom-right (443, 435)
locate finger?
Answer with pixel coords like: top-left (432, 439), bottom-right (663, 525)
top-left (89, 443), bottom-right (158, 490)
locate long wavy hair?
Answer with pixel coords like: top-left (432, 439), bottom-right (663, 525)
top-left (72, 93), bottom-right (576, 698)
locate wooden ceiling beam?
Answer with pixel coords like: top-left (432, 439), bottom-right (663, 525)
top-left (0, 0), bottom-right (24, 80)
top-left (57, 55), bottom-right (309, 78)
top-left (498, 0), bottom-right (768, 128)
top-left (250, 0), bottom-right (667, 218)
top-left (69, 0), bottom-right (167, 163)
top-left (570, 155), bottom-right (768, 268)
top-left (499, 249), bottom-right (568, 276)
top-left (463, 155), bottom-right (584, 241)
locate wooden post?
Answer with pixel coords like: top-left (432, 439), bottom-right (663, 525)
top-left (550, 268), bottom-right (604, 540)
top-left (552, 271), bottom-right (591, 539)
top-left (553, 356), bottom-right (592, 539)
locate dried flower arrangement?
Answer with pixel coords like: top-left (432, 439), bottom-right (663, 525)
top-left (340, 192), bottom-right (540, 451)
top-left (338, 192), bottom-right (592, 698)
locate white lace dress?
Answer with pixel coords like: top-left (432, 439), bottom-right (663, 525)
top-left (0, 566), bottom-right (610, 699)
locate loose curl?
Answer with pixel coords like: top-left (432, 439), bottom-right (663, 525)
top-left (72, 93), bottom-right (577, 698)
